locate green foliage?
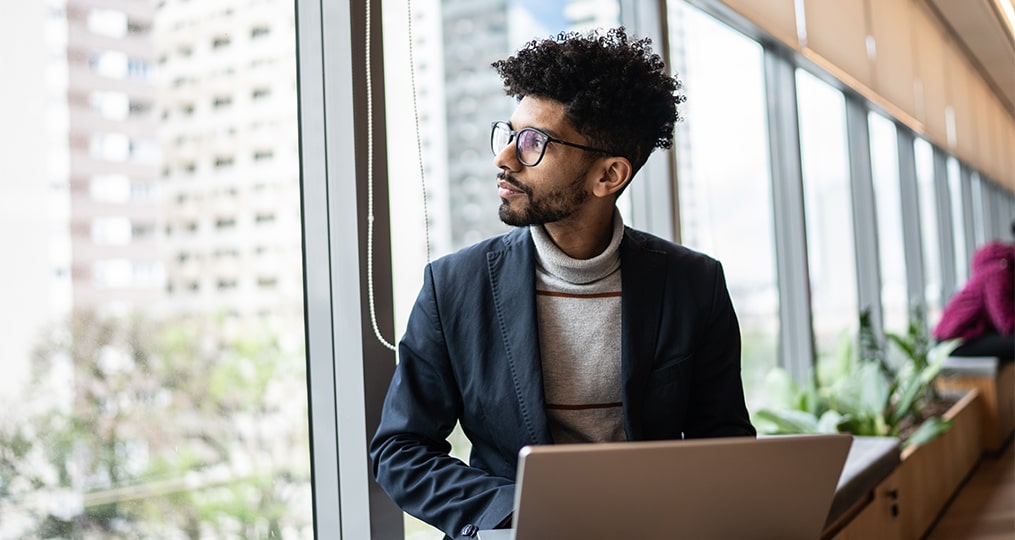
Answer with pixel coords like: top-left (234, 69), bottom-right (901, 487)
top-left (0, 312), bottom-right (312, 539)
top-left (753, 307), bottom-right (961, 449)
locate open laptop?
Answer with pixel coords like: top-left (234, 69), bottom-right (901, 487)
top-left (478, 434), bottom-right (852, 540)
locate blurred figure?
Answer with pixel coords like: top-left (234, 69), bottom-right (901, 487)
top-left (934, 239), bottom-right (1015, 358)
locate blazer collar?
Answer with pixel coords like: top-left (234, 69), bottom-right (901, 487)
top-left (487, 228), bottom-right (553, 445)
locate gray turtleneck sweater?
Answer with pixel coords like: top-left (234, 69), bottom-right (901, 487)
top-left (530, 209), bottom-right (626, 444)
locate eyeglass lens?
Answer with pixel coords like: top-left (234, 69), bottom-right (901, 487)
top-left (491, 123), bottom-right (548, 166)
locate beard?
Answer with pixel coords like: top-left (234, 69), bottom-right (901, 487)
top-left (497, 171), bottom-right (590, 227)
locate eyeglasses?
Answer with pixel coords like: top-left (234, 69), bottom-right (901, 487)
top-left (490, 121), bottom-right (613, 167)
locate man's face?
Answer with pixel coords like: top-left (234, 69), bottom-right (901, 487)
top-left (493, 96), bottom-right (598, 227)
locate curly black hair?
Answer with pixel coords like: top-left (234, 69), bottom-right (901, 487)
top-left (492, 27), bottom-right (685, 174)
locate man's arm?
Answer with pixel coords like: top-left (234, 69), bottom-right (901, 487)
top-left (369, 264), bottom-right (515, 538)
top-left (683, 261), bottom-right (756, 438)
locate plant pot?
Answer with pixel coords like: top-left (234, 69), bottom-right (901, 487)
top-left (895, 388), bottom-right (984, 539)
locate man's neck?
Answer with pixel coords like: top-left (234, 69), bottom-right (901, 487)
top-left (542, 207), bottom-right (617, 260)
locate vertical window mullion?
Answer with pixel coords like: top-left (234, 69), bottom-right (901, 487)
top-left (296, 0), bottom-right (401, 538)
top-left (896, 128), bottom-right (926, 320)
top-left (959, 164), bottom-right (976, 259)
top-left (844, 95), bottom-right (882, 333)
top-left (619, 0), bottom-right (677, 240)
top-left (932, 146), bottom-right (957, 301)
top-left (763, 46), bottom-right (815, 383)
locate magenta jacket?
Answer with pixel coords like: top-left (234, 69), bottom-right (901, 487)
top-left (934, 241), bottom-right (1015, 341)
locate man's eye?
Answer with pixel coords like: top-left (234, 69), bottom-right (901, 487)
top-left (519, 132), bottom-right (542, 152)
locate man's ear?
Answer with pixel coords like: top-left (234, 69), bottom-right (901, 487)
top-left (591, 157), bottom-right (633, 198)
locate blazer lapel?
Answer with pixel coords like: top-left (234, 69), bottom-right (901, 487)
top-left (619, 229), bottom-right (666, 439)
top-left (487, 229), bottom-right (553, 445)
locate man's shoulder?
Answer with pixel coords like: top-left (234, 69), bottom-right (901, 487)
top-left (431, 227), bottom-right (531, 270)
top-left (622, 227), bottom-right (718, 266)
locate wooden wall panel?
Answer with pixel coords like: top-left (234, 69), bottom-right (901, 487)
top-left (912, 3), bottom-right (949, 149)
top-left (868, 0), bottom-right (917, 121)
top-left (972, 77), bottom-right (992, 174)
top-left (945, 40), bottom-right (977, 162)
top-left (802, 0), bottom-right (873, 88)
top-left (720, 0), bottom-right (799, 48)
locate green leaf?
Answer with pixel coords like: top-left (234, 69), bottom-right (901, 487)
top-left (816, 410), bottom-right (845, 433)
top-left (753, 409), bottom-right (822, 434)
top-left (763, 367), bottom-right (801, 410)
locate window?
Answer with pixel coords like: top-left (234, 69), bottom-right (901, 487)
top-left (0, 3), bottom-right (311, 537)
top-left (91, 50), bottom-right (128, 79)
top-left (90, 174), bottom-right (131, 203)
top-left (868, 112), bottom-right (907, 333)
top-left (87, 9), bottom-right (127, 38)
top-left (947, 157), bottom-right (968, 284)
top-left (914, 137), bottom-right (943, 322)
top-left (796, 70), bottom-right (858, 359)
top-left (92, 217), bottom-right (133, 245)
top-left (90, 91), bottom-right (129, 120)
top-left (667, 1), bottom-right (778, 408)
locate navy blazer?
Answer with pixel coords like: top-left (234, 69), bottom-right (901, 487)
top-left (370, 226), bottom-right (755, 538)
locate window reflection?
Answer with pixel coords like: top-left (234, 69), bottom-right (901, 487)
top-left (796, 70), bottom-right (858, 359)
top-left (868, 112), bottom-right (907, 333)
top-left (667, 1), bottom-right (778, 409)
top-left (0, 0), bottom-right (311, 537)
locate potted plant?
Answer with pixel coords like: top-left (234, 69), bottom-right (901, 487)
top-left (754, 307), bottom-right (987, 539)
top-left (754, 308), bottom-right (961, 448)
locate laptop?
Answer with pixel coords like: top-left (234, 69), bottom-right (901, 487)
top-left (478, 434), bottom-right (852, 540)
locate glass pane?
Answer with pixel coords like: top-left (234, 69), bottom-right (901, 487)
top-left (382, 2), bottom-right (621, 538)
top-left (0, 1), bottom-right (312, 538)
top-left (667, 1), bottom-right (778, 409)
top-left (946, 157), bottom-right (967, 284)
top-left (914, 137), bottom-right (943, 323)
top-left (868, 112), bottom-right (907, 334)
top-left (970, 171), bottom-right (987, 247)
top-left (796, 70), bottom-right (858, 359)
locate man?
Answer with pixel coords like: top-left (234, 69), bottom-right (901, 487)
top-left (370, 27), bottom-right (755, 539)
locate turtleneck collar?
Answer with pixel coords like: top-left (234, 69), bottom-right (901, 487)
top-left (530, 208), bottom-right (624, 285)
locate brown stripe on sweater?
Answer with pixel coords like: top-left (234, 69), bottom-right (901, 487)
top-left (545, 402), bottom-right (623, 410)
top-left (536, 290), bottom-right (621, 299)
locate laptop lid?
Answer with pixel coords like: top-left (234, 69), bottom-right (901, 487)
top-left (500, 434), bottom-right (852, 540)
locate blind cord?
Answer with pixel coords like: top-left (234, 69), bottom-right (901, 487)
top-left (365, 0), bottom-right (431, 352)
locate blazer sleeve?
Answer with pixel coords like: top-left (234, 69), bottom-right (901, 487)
top-left (683, 261), bottom-right (756, 438)
top-left (369, 264), bottom-right (515, 538)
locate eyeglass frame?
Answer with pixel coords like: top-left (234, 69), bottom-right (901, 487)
top-left (490, 121), bottom-right (614, 167)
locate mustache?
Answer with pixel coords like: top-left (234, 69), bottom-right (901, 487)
top-left (497, 172), bottom-right (532, 195)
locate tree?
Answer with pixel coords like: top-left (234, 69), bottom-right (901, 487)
top-left (0, 312), bottom-right (312, 539)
